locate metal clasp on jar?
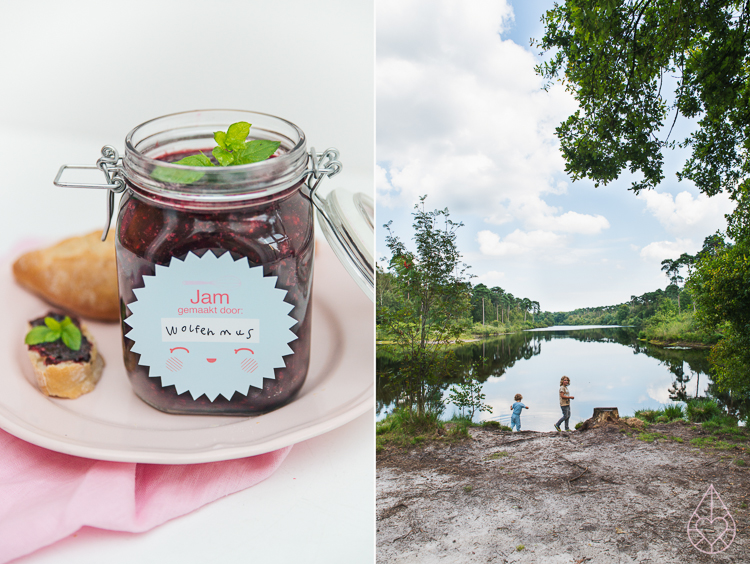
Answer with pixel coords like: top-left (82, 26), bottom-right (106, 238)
top-left (53, 146), bottom-right (127, 241)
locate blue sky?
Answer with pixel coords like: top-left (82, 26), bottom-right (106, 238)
top-left (376, 0), bottom-right (734, 312)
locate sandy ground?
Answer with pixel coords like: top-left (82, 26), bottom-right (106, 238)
top-left (377, 421), bottom-right (750, 563)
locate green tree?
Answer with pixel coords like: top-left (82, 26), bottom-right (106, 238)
top-left (537, 0), bottom-right (750, 412)
top-left (688, 237), bottom-right (750, 412)
top-left (379, 197), bottom-right (472, 417)
top-left (536, 0), bottom-right (750, 200)
top-left (448, 377), bottom-right (493, 421)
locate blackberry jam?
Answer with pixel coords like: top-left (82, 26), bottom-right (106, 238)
top-left (114, 110), bottom-right (321, 415)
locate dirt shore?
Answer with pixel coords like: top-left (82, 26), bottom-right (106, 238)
top-left (377, 421), bottom-right (749, 563)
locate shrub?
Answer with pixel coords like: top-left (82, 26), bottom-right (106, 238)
top-left (703, 414), bottom-right (741, 434)
top-left (662, 404), bottom-right (685, 421)
top-left (634, 409), bottom-right (659, 423)
top-left (481, 420), bottom-right (511, 431)
top-left (686, 399), bottom-right (723, 422)
top-left (376, 407), bottom-right (444, 448)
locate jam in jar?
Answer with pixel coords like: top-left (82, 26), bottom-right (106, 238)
top-left (113, 110), bottom-right (323, 415)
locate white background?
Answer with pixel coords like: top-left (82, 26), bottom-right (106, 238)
top-left (0, 1), bottom-right (374, 562)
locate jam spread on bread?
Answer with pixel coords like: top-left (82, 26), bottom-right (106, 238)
top-left (28, 313), bottom-right (92, 366)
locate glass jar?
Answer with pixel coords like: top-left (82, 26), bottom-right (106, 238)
top-left (55, 109), bottom-right (364, 416)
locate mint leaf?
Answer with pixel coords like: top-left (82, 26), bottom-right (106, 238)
top-left (173, 153), bottom-right (214, 167)
top-left (226, 121), bottom-right (251, 144)
top-left (25, 326), bottom-right (59, 345)
top-left (212, 146), bottom-right (234, 167)
top-left (26, 316), bottom-right (83, 350)
top-left (214, 130), bottom-right (227, 150)
top-left (61, 323), bottom-right (82, 351)
top-left (152, 122), bottom-right (277, 183)
top-left (236, 140), bottom-right (281, 165)
top-left (151, 154), bottom-right (213, 184)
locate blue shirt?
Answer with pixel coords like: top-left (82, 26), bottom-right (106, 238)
top-left (511, 402), bottom-right (526, 416)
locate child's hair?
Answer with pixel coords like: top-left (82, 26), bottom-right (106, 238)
top-left (560, 376), bottom-right (570, 385)
top-left (514, 393), bottom-right (522, 401)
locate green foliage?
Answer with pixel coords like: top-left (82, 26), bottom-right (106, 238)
top-left (482, 421), bottom-right (511, 431)
top-left (378, 197), bottom-right (472, 417)
top-left (447, 371), bottom-right (493, 421)
top-left (690, 436), bottom-right (737, 450)
top-left (637, 432), bottom-right (664, 443)
top-left (662, 404), bottom-right (685, 420)
top-left (25, 316), bottom-right (82, 351)
top-left (686, 398), bottom-right (723, 422)
top-left (634, 409), bottom-right (659, 423)
top-left (536, 0), bottom-right (750, 199)
top-left (151, 121), bottom-right (280, 183)
top-left (633, 404), bottom-right (686, 424)
top-left (375, 407), bottom-right (444, 450)
top-left (537, 0), bottom-right (750, 415)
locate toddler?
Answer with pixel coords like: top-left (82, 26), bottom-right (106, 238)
top-left (510, 393), bottom-right (529, 431)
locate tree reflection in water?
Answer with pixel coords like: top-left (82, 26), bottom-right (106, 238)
top-left (377, 327), bottom-right (711, 417)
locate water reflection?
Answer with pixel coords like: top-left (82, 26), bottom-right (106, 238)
top-left (377, 326), bottom-right (712, 430)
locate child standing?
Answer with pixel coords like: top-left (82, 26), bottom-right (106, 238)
top-left (510, 394), bottom-right (529, 431)
top-left (555, 376), bottom-right (574, 431)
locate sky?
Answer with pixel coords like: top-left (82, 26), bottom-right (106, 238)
top-left (375, 0), bottom-right (735, 312)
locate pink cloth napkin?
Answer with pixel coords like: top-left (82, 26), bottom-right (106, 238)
top-left (0, 430), bottom-right (291, 563)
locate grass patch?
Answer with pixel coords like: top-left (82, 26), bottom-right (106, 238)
top-left (735, 458), bottom-right (746, 467)
top-left (376, 408), bottom-right (444, 450)
top-left (637, 432), bottom-right (664, 443)
top-left (516, 545), bottom-right (525, 552)
top-left (463, 485), bottom-right (473, 493)
top-left (487, 451), bottom-right (509, 460)
top-left (633, 404), bottom-right (685, 425)
top-left (481, 420), bottom-right (512, 431)
top-left (686, 398), bottom-right (723, 422)
top-left (690, 436), bottom-right (737, 450)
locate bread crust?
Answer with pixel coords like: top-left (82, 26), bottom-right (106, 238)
top-left (13, 231), bottom-right (119, 321)
top-left (26, 323), bottom-right (104, 399)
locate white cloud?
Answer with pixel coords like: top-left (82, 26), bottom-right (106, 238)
top-left (639, 238), bottom-right (695, 261)
top-left (376, 0), bottom-right (579, 226)
top-left (637, 190), bottom-right (734, 237)
top-left (478, 229), bottom-right (565, 257)
top-left (474, 270), bottom-right (506, 285)
top-left (527, 211), bottom-right (610, 235)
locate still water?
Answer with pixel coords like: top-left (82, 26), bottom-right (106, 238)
top-left (376, 326), bottom-right (711, 431)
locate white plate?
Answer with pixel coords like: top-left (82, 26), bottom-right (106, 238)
top-left (0, 242), bottom-right (373, 464)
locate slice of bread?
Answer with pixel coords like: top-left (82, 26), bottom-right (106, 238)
top-left (13, 231), bottom-right (119, 321)
top-left (26, 320), bottom-right (104, 399)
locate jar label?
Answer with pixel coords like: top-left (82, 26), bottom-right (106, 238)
top-left (125, 251), bottom-right (297, 401)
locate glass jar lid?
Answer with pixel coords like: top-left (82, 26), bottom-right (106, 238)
top-left (314, 187), bottom-right (374, 302)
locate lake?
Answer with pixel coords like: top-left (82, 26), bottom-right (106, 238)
top-left (376, 326), bottom-right (712, 431)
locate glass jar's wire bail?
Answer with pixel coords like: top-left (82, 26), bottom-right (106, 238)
top-left (53, 145), bottom-right (126, 241)
top-left (304, 148), bottom-right (375, 302)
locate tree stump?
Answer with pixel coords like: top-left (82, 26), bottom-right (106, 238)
top-left (591, 407), bottom-right (619, 424)
top-left (578, 407), bottom-right (620, 432)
